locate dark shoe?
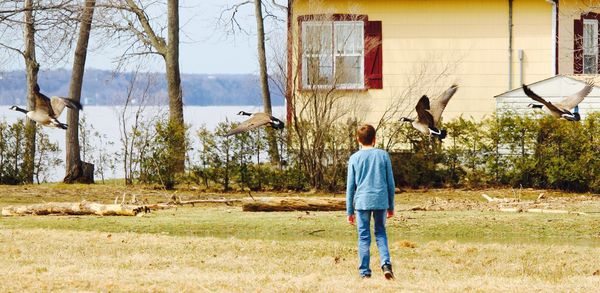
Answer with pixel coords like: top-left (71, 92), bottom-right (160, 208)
top-left (382, 264), bottom-right (394, 280)
top-left (360, 274), bottom-right (371, 279)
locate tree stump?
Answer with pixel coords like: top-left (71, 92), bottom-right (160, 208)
top-left (80, 162), bottom-right (94, 183)
top-left (64, 161), bottom-right (94, 184)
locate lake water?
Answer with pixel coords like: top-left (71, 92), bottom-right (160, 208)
top-left (0, 105), bottom-right (286, 182)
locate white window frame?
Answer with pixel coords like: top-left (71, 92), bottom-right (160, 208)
top-left (583, 19), bottom-right (598, 74)
top-left (301, 20), bottom-right (364, 89)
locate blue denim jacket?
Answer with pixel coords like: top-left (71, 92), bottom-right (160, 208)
top-left (346, 148), bottom-right (395, 215)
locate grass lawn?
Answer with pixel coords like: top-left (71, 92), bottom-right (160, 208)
top-left (1, 184), bottom-right (600, 292)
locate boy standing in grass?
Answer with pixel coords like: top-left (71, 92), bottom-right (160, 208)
top-left (346, 124), bottom-right (395, 280)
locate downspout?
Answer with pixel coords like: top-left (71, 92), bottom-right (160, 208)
top-left (551, 0), bottom-right (559, 75)
top-left (519, 49), bottom-right (524, 85)
top-left (508, 0), bottom-right (513, 90)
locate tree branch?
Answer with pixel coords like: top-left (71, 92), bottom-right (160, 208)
top-left (218, 0), bottom-right (253, 35)
top-left (0, 43), bottom-right (25, 58)
top-left (124, 0), bottom-right (167, 55)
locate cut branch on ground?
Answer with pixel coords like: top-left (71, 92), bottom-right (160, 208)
top-left (2, 201), bottom-right (148, 216)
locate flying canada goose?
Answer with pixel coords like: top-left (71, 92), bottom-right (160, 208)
top-left (400, 84), bottom-right (458, 140)
top-left (9, 84), bottom-right (83, 129)
top-left (523, 81), bottom-right (593, 121)
top-left (224, 111), bottom-right (285, 137)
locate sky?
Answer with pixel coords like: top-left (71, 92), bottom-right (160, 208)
top-left (2, 0), bottom-right (287, 75)
top-left (91, 0), bottom-right (286, 74)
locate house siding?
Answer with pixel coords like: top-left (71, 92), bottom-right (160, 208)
top-left (291, 0), bottom-right (556, 122)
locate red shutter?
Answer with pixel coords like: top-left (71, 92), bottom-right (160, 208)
top-left (574, 19), bottom-right (583, 74)
top-left (365, 21), bottom-right (383, 89)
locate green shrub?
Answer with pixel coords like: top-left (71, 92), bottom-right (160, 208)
top-left (384, 112), bottom-right (600, 193)
top-left (0, 120), bottom-right (28, 184)
top-left (131, 111), bottom-right (600, 193)
top-left (0, 120), bottom-right (61, 185)
top-left (138, 120), bottom-right (190, 189)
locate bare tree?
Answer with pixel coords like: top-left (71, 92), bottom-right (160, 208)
top-left (254, 0), bottom-right (280, 164)
top-left (116, 68), bottom-right (161, 185)
top-left (219, 0), bottom-right (285, 164)
top-left (99, 0), bottom-right (185, 173)
top-left (22, 0), bottom-right (40, 184)
top-left (64, 0), bottom-right (96, 183)
top-left (0, 0), bottom-right (77, 183)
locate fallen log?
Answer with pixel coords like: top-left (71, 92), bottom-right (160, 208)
top-left (143, 203), bottom-right (176, 210)
top-left (497, 207), bottom-right (587, 215)
top-left (482, 194), bottom-right (519, 203)
top-left (242, 197), bottom-right (346, 212)
top-left (526, 208), bottom-right (587, 216)
top-left (482, 194), bottom-right (495, 202)
top-left (2, 201), bottom-right (148, 216)
top-left (174, 199), bottom-right (242, 206)
top-left (141, 199), bottom-right (244, 211)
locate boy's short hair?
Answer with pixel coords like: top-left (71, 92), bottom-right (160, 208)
top-left (357, 124), bottom-right (376, 145)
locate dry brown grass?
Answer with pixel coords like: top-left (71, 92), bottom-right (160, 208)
top-left (2, 228), bottom-right (600, 292)
top-left (2, 185), bottom-right (599, 292)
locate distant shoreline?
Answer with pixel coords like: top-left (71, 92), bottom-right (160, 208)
top-left (0, 69), bottom-right (286, 106)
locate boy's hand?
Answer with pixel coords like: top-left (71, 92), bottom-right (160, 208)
top-left (347, 214), bottom-right (355, 225)
top-left (387, 210), bottom-right (394, 218)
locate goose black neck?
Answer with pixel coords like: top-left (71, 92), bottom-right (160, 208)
top-left (11, 106), bottom-right (28, 114)
top-left (270, 119), bottom-right (285, 129)
top-left (531, 104), bottom-right (543, 109)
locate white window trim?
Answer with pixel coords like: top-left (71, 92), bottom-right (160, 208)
top-left (301, 20), bottom-right (365, 90)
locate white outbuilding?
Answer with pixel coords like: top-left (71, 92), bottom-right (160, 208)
top-left (494, 75), bottom-right (600, 119)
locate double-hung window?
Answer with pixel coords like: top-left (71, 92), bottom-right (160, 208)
top-left (574, 13), bottom-right (600, 74)
top-left (302, 20), bottom-right (365, 89)
top-left (583, 19), bottom-right (599, 74)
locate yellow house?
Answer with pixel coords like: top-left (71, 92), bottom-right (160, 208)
top-left (286, 0), bottom-right (600, 125)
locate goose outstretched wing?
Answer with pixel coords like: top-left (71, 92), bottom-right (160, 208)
top-left (430, 84), bottom-right (458, 124)
top-left (557, 81), bottom-right (593, 110)
top-left (50, 96), bottom-right (83, 117)
top-left (34, 91), bottom-right (55, 117)
top-left (225, 113), bottom-right (271, 137)
top-left (415, 95), bottom-right (435, 128)
top-left (522, 84), bottom-right (563, 114)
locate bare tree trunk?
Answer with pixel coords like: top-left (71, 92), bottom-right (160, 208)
top-left (64, 0), bottom-right (95, 184)
top-left (122, 0), bottom-right (185, 175)
top-left (254, 0), bottom-right (280, 165)
top-left (166, 0), bottom-right (185, 173)
top-left (23, 0), bottom-right (38, 184)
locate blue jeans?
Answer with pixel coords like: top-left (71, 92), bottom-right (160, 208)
top-left (356, 209), bottom-right (391, 276)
